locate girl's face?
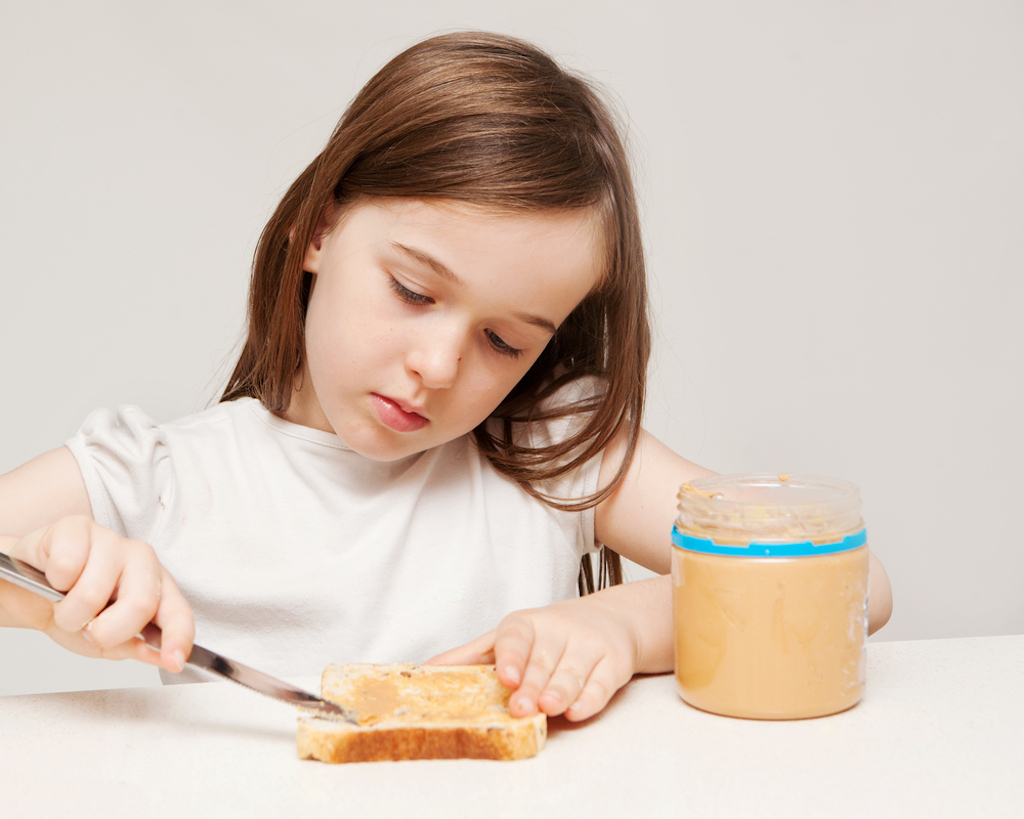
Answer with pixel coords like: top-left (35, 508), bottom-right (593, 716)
top-left (284, 198), bottom-right (603, 461)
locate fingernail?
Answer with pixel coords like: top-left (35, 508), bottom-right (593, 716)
top-left (81, 629), bottom-right (94, 644)
top-left (172, 650), bottom-right (186, 673)
top-left (502, 664), bottom-right (521, 686)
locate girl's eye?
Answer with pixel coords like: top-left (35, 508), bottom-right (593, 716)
top-left (389, 276), bottom-right (520, 359)
top-left (389, 277), bottom-right (433, 305)
top-left (486, 329), bottom-right (522, 359)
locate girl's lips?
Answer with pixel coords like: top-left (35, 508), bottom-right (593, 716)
top-left (370, 394), bottom-right (429, 433)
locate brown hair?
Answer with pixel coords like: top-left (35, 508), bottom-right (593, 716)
top-left (222, 31), bottom-right (650, 591)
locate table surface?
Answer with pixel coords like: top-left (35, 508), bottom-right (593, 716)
top-left (2, 635), bottom-right (1022, 818)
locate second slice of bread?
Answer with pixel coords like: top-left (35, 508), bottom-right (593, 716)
top-left (297, 663), bottom-right (546, 763)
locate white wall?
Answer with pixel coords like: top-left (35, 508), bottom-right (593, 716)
top-left (2, 0), bottom-right (1021, 695)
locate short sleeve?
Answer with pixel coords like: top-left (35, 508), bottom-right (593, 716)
top-left (65, 406), bottom-right (172, 540)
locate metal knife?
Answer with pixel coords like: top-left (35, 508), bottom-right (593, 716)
top-left (0, 549), bottom-right (356, 723)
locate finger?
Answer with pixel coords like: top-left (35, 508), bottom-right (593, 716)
top-left (536, 643), bottom-right (604, 717)
top-left (499, 622), bottom-right (568, 718)
top-left (121, 637), bottom-right (166, 668)
top-left (491, 615), bottom-right (537, 691)
top-left (71, 569), bottom-right (194, 672)
top-left (151, 570), bottom-right (194, 673)
top-left (50, 531), bottom-right (123, 634)
top-left (563, 657), bottom-right (624, 722)
top-left (82, 549), bottom-right (162, 648)
top-left (39, 516), bottom-right (93, 593)
top-left (9, 517), bottom-right (90, 591)
top-left (425, 630), bottom-right (497, 666)
top-left (104, 629), bottom-right (174, 670)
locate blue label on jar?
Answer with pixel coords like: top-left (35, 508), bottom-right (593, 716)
top-left (671, 527), bottom-right (867, 557)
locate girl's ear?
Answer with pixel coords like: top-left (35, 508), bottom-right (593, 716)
top-left (301, 204), bottom-right (336, 274)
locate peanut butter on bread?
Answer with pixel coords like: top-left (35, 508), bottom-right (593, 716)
top-left (297, 664), bottom-right (546, 763)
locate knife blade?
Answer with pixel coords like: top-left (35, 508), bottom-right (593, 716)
top-left (0, 549), bottom-right (356, 724)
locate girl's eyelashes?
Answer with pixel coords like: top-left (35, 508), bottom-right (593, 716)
top-left (389, 275), bottom-right (522, 359)
top-left (388, 276), bottom-right (433, 305)
top-left (486, 329), bottom-right (522, 359)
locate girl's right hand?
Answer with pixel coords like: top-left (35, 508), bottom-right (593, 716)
top-left (0, 516), bottom-right (193, 673)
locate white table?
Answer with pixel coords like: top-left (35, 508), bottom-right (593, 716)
top-left (2, 636), bottom-right (1022, 818)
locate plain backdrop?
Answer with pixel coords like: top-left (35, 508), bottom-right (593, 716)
top-left (2, 1), bottom-right (1021, 696)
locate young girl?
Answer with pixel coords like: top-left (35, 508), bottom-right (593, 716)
top-left (0, 31), bottom-right (891, 722)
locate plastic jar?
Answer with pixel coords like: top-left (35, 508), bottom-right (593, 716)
top-left (672, 474), bottom-right (868, 719)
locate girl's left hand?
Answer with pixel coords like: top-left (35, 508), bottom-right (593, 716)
top-left (428, 577), bottom-right (672, 721)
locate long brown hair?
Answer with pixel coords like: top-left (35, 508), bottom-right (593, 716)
top-left (222, 32), bottom-right (650, 591)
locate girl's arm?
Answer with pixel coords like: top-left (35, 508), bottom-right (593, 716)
top-left (595, 427), bottom-right (716, 574)
top-left (433, 427), bottom-right (893, 721)
top-left (596, 428), bottom-right (893, 632)
top-left (0, 447), bottom-right (192, 672)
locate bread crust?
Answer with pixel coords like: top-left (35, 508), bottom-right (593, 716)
top-left (297, 664), bottom-right (546, 763)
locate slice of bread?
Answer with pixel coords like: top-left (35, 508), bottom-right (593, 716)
top-left (297, 663), bottom-right (546, 763)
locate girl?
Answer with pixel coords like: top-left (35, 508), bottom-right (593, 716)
top-left (0, 32), bottom-right (892, 722)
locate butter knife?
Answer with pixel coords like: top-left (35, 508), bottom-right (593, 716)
top-left (0, 549), bottom-right (356, 723)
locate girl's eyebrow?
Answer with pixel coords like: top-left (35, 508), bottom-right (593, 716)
top-left (390, 241), bottom-right (464, 286)
top-left (388, 240), bottom-right (558, 335)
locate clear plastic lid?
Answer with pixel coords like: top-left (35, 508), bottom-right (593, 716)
top-left (674, 474), bottom-right (864, 549)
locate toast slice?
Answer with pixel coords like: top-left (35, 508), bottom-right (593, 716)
top-left (297, 663), bottom-right (546, 763)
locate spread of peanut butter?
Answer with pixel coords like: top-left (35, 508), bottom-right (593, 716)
top-left (322, 665), bottom-right (513, 726)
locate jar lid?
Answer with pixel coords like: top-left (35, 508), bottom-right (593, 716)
top-left (672, 526), bottom-right (866, 557)
top-left (675, 474), bottom-right (865, 552)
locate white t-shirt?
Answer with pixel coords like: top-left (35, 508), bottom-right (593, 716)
top-left (66, 394), bottom-right (602, 682)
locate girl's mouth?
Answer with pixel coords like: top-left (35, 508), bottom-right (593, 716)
top-left (370, 394), bottom-right (429, 433)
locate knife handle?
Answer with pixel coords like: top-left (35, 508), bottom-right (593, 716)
top-left (0, 550), bottom-right (164, 649)
top-left (0, 550), bottom-right (65, 603)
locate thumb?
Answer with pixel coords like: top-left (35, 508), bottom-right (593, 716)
top-left (425, 629), bottom-right (497, 666)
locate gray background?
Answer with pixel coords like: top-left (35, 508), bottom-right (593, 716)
top-left (2, 1), bottom-right (1021, 696)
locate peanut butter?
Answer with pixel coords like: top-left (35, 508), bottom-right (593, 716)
top-left (323, 665), bottom-right (513, 726)
top-left (672, 474), bottom-right (869, 720)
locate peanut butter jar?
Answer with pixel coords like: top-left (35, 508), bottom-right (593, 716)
top-left (672, 474), bottom-right (869, 719)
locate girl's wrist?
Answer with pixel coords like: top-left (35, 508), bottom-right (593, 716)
top-left (591, 574), bottom-right (674, 675)
top-left (634, 575), bottom-right (674, 675)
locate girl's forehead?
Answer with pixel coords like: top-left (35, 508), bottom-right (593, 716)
top-left (350, 197), bottom-right (604, 262)
top-left (361, 196), bottom-right (601, 233)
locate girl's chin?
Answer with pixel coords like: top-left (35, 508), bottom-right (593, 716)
top-left (347, 437), bottom-right (431, 463)
top-left (336, 420), bottom-right (433, 462)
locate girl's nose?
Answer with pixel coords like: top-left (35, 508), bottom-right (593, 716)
top-left (407, 329), bottom-right (463, 389)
